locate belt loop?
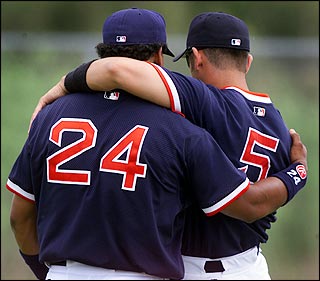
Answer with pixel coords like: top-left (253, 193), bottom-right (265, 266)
top-left (49, 261), bottom-right (67, 266)
top-left (204, 260), bottom-right (225, 273)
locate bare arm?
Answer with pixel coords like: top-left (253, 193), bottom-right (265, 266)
top-left (221, 128), bottom-right (308, 223)
top-left (221, 177), bottom-right (287, 223)
top-left (10, 195), bottom-right (49, 279)
top-left (10, 195), bottom-right (39, 254)
top-left (29, 57), bottom-right (170, 131)
top-left (86, 58), bottom-right (170, 107)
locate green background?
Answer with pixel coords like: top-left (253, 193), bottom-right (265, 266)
top-left (1, 1), bottom-right (319, 280)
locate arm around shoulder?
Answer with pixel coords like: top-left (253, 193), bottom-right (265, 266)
top-left (221, 176), bottom-right (288, 223)
top-left (222, 128), bottom-right (308, 222)
top-left (85, 57), bottom-right (171, 107)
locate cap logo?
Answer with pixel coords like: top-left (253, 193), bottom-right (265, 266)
top-left (231, 38), bottom-right (241, 46)
top-left (116, 36), bottom-right (127, 43)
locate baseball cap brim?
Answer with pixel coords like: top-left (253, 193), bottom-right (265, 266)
top-left (163, 44), bottom-right (175, 57)
top-left (172, 48), bottom-right (187, 62)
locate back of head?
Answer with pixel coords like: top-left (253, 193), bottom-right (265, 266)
top-left (97, 7), bottom-right (174, 60)
top-left (173, 12), bottom-right (250, 62)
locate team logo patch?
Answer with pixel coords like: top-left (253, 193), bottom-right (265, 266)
top-left (104, 91), bottom-right (120, 100)
top-left (116, 36), bottom-right (127, 43)
top-left (253, 106), bottom-right (266, 117)
top-left (296, 164), bottom-right (307, 179)
top-left (231, 38), bottom-right (241, 46)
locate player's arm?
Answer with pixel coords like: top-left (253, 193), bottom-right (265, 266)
top-left (87, 58), bottom-right (169, 106)
top-left (10, 194), bottom-right (48, 279)
top-left (10, 195), bottom-right (38, 254)
top-left (221, 128), bottom-right (308, 222)
top-left (222, 177), bottom-right (287, 222)
top-left (29, 57), bottom-right (170, 129)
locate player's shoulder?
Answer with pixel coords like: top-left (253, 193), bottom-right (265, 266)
top-left (171, 113), bottom-right (214, 139)
top-left (222, 86), bottom-right (273, 104)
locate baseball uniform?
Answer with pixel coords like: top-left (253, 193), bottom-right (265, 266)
top-left (150, 63), bottom-right (293, 279)
top-left (7, 91), bottom-right (250, 280)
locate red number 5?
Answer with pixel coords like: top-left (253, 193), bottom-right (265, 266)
top-left (240, 127), bottom-right (279, 181)
top-left (47, 118), bottom-right (148, 191)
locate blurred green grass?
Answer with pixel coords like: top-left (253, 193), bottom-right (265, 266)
top-left (1, 51), bottom-right (319, 280)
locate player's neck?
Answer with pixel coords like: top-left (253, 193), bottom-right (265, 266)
top-left (201, 68), bottom-right (249, 90)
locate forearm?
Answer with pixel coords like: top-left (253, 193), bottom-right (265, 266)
top-left (11, 218), bottom-right (39, 254)
top-left (15, 230), bottom-right (48, 280)
top-left (222, 162), bottom-right (307, 222)
top-left (10, 195), bottom-right (48, 279)
top-left (10, 195), bottom-right (39, 254)
top-left (222, 177), bottom-right (287, 223)
top-left (30, 57), bottom-right (171, 129)
top-left (12, 219), bottom-right (48, 280)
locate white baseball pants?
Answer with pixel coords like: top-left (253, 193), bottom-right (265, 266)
top-left (182, 246), bottom-right (271, 280)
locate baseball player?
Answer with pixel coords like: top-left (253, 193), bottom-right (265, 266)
top-left (25, 10), bottom-right (308, 280)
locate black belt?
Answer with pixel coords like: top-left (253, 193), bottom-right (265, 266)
top-left (50, 261), bottom-right (66, 266)
top-left (204, 260), bottom-right (225, 273)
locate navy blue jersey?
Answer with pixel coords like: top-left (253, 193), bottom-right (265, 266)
top-left (7, 91), bottom-right (250, 279)
top-left (151, 64), bottom-right (292, 258)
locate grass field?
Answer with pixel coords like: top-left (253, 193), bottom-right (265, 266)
top-left (1, 50), bottom-right (319, 280)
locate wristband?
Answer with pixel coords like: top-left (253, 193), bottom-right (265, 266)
top-left (19, 250), bottom-right (49, 280)
top-left (273, 162), bottom-right (307, 204)
top-left (64, 59), bottom-right (97, 93)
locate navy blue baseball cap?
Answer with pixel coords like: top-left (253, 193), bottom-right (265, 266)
top-left (103, 8), bottom-right (174, 57)
top-left (173, 12), bottom-right (250, 62)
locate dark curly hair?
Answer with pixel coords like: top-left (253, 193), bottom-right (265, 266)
top-left (95, 43), bottom-right (162, 61)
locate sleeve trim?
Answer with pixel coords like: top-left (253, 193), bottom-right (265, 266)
top-left (146, 62), bottom-right (182, 113)
top-left (6, 179), bottom-right (35, 202)
top-left (203, 178), bottom-right (250, 216)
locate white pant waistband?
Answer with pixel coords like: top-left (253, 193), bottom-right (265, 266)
top-left (182, 246), bottom-right (260, 273)
top-left (46, 260), bottom-right (168, 280)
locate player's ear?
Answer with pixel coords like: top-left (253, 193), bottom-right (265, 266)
top-left (246, 53), bottom-right (253, 74)
top-left (192, 47), bottom-right (203, 70)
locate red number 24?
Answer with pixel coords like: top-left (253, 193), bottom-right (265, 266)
top-left (47, 118), bottom-right (148, 191)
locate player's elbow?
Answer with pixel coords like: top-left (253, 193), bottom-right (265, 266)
top-left (237, 209), bottom-right (263, 223)
top-left (9, 195), bottom-right (37, 233)
top-left (100, 58), bottom-right (133, 88)
top-left (221, 197), bottom-right (269, 223)
top-left (223, 208), bottom-right (262, 223)
top-left (10, 212), bottom-right (19, 232)
top-left (87, 59), bottom-right (121, 91)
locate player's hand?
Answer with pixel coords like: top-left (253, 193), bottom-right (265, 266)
top-left (289, 128), bottom-right (308, 172)
top-left (28, 76), bottom-right (68, 133)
